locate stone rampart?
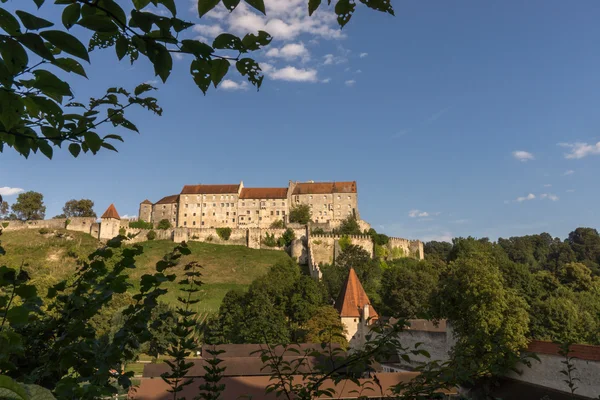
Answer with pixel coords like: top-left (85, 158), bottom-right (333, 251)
top-left (174, 228), bottom-right (247, 246)
top-left (0, 217), bottom-right (96, 235)
top-left (386, 237), bottom-right (424, 260)
top-left (309, 234), bottom-right (374, 267)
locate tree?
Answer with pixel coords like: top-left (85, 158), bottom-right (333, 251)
top-left (567, 228), bottom-right (600, 274)
top-left (289, 204), bottom-right (311, 225)
top-left (424, 241), bottom-right (453, 262)
top-left (378, 258), bottom-right (439, 318)
top-left (0, 201), bottom-right (8, 219)
top-left (335, 215), bottom-right (361, 235)
top-left (157, 219), bottom-right (171, 230)
top-left (303, 306), bottom-right (348, 348)
top-left (270, 219), bottom-right (285, 229)
top-left (556, 262), bottom-right (594, 292)
top-left (11, 191), bottom-right (46, 220)
top-left (0, 1), bottom-right (394, 160)
top-left (62, 199), bottom-right (96, 218)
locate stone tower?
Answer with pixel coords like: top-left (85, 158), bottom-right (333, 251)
top-left (139, 199), bottom-right (152, 222)
top-left (335, 268), bottom-right (379, 349)
top-left (99, 203), bottom-right (121, 240)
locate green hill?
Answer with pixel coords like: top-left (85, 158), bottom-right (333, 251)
top-left (0, 229), bottom-right (291, 312)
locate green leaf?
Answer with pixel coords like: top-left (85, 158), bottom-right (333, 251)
top-left (132, 0), bottom-right (151, 10)
top-left (62, 3), bottom-right (81, 29)
top-left (52, 57), bottom-right (87, 78)
top-left (212, 33), bottom-right (244, 51)
top-left (190, 58), bottom-right (211, 94)
top-left (115, 35), bottom-right (128, 60)
top-left (0, 7), bottom-right (21, 35)
top-left (0, 38), bottom-right (28, 73)
top-left (6, 305), bottom-right (29, 326)
top-left (241, 30), bottom-right (272, 51)
top-left (0, 375), bottom-right (29, 400)
top-left (84, 132), bottom-right (102, 153)
top-left (180, 39), bottom-right (213, 57)
top-left (16, 33), bottom-right (55, 61)
top-left (158, 0), bottom-right (177, 16)
top-left (15, 284), bottom-right (37, 299)
top-left (33, 0), bottom-right (46, 7)
top-left (40, 30), bottom-right (89, 62)
top-left (222, 0), bottom-right (240, 11)
top-left (335, 0), bottom-right (355, 27)
top-left (134, 83), bottom-right (155, 95)
top-left (15, 10), bottom-right (54, 30)
top-left (41, 126), bottom-right (61, 138)
top-left (104, 134), bottom-right (124, 142)
top-left (359, 0), bottom-right (394, 15)
top-left (129, 10), bottom-right (153, 33)
top-left (197, 0), bottom-right (220, 18)
top-left (120, 119), bottom-right (138, 132)
top-left (236, 57), bottom-right (263, 89)
top-left (23, 383), bottom-right (56, 400)
top-left (0, 90), bottom-right (24, 131)
top-left (32, 69), bottom-right (73, 101)
top-left (77, 15), bottom-right (118, 33)
top-left (244, 0), bottom-right (265, 15)
top-left (68, 143), bottom-right (80, 157)
top-left (147, 42), bottom-right (172, 83)
top-left (99, 0), bottom-right (127, 26)
top-left (308, 0), bottom-right (321, 15)
top-left (210, 58), bottom-right (229, 87)
top-left (0, 59), bottom-right (12, 86)
top-left (171, 18), bottom-right (193, 33)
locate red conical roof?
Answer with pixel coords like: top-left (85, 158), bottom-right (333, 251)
top-left (101, 204), bottom-right (120, 220)
top-left (335, 268), bottom-right (378, 320)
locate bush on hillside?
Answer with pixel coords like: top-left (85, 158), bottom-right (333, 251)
top-left (338, 235), bottom-right (352, 251)
top-left (277, 228), bottom-right (296, 247)
top-left (1, 222), bottom-right (9, 228)
top-left (130, 220), bottom-right (154, 229)
top-left (38, 228), bottom-right (50, 235)
top-left (157, 219), bottom-right (172, 230)
top-left (216, 227), bottom-right (232, 241)
top-left (147, 230), bottom-right (157, 240)
top-left (119, 227), bottom-right (126, 236)
top-left (269, 219), bottom-right (286, 229)
top-left (289, 204), bottom-right (311, 225)
top-left (335, 215), bottom-right (361, 235)
top-left (263, 233), bottom-right (278, 247)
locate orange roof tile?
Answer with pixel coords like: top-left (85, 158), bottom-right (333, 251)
top-left (101, 204), bottom-right (120, 220)
top-left (239, 188), bottom-right (288, 199)
top-left (335, 268), bottom-right (378, 319)
top-left (181, 184), bottom-right (240, 195)
top-left (155, 194), bottom-right (179, 204)
top-left (141, 199), bottom-right (152, 205)
top-left (292, 181), bottom-right (357, 195)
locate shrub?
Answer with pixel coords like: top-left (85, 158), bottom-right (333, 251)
top-left (269, 219), bottom-right (286, 229)
top-left (157, 219), bottom-right (171, 230)
top-left (1, 222), bottom-right (8, 228)
top-left (127, 233), bottom-right (137, 239)
top-left (65, 218), bottom-right (71, 228)
top-left (335, 216), bottom-right (361, 235)
top-left (129, 220), bottom-right (154, 229)
top-left (338, 235), bottom-right (352, 251)
top-left (216, 227), bottom-right (232, 241)
top-left (311, 227), bottom-right (325, 235)
top-left (391, 247), bottom-right (405, 259)
top-left (206, 235), bottom-right (213, 242)
top-left (313, 240), bottom-right (322, 245)
top-left (119, 227), bottom-right (126, 236)
top-left (289, 204), bottom-right (311, 225)
top-left (374, 244), bottom-right (389, 259)
top-left (278, 228), bottom-right (296, 247)
top-left (147, 230), bottom-right (157, 241)
top-left (191, 235), bottom-right (199, 240)
top-left (263, 233), bottom-right (278, 247)
top-left (39, 228), bottom-right (50, 234)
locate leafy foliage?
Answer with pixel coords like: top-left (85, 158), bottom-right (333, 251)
top-left (303, 305), bottom-right (348, 348)
top-left (129, 220), bottom-right (153, 229)
top-left (146, 229), bottom-right (157, 240)
top-left (62, 199), bottom-right (96, 218)
top-left (289, 204), bottom-right (311, 225)
top-left (215, 227), bottom-right (231, 241)
top-left (337, 235), bottom-right (351, 251)
top-left (277, 228), bottom-right (295, 247)
top-left (156, 219), bottom-right (171, 230)
top-left (10, 191), bottom-right (46, 221)
top-left (334, 215), bottom-right (361, 235)
top-left (269, 219), bottom-right (285, 229)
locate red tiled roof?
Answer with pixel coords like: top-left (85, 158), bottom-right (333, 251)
top-left (101, 204), bottom-right (120, 220)
top-left (181, 184), bottom-right (240, 195)
top-left (292, 181), bottom-right (357, 195)
top-left (239, 188), bottom-right (288, 199)
top-left (155, 195), bottom-right (179, 205)
top-left (141, 199), bottom-right (152, 205)
top-left (527, 340), bottom-right (600, 361)
top-left (335, 268), bottom-right (378, 319)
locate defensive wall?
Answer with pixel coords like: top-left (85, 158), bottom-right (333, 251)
top-left (386, 237), bottom-right (424, 260)
top-left (308, 234), bottom-right (375, 267)
top-left (387, 320), bottom-right (600, 399)
top-left (0, 217), bottom-right (98, 236)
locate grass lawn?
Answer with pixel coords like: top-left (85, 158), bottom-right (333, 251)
top-left (0, 230), bottom-right (291, 312)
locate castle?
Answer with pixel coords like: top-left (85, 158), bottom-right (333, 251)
top-left (138, 180), bottom-right (361, 229)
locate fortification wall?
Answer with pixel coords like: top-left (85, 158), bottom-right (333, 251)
top-left (174, 228), bottom-right (247, 246)
top-left (121, 228), bottom-right (173, 243)
top-left (67, 217), bottom-right (97, 234)
top-left (386, 237), bottom-right (424, 260)
top-left (309, 234), bottom-right (374, 267)
top-left (0, 217), bottom-right (96, 235)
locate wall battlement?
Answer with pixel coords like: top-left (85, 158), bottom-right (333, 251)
top-left (310, 234), bottom-right (372, 240)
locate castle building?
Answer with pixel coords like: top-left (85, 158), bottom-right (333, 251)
top-left (99, 203), bottom-right (121, 239)
top-left (335, 267), bottom-right (379, 348)
top-left (138, 180), bottom-right (360, 229)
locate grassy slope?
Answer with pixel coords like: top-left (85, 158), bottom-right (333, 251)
top-left (0, 229), bottom-right (291, 312)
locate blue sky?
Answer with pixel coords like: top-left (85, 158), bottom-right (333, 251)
top-left (1, 0), bottom-right (600, 242)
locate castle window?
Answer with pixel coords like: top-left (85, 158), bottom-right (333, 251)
top-left (272, 202), bottom-right (276, 206)
top-left (337, 212), bottom-right (341, 216)
top-left (184, 213), bottom-right (187, 217)
top-left (232, 219), bottom-right (235, 222)
top-left (309, 195), bottom-right (313, 200)
top-left (213, 203), bottom-right (216, 207)
top-left (212, 195), bottom-right (215, 200)
top-left (226, 212), bottom-right (229, 216)
top-left (259, 217), bottom-right (262, 221)
top-left (202, 213), bottom-right (205, 216)
top-left (221, 195), bottom-right (223, 200)
top-left (348, 204), bottom-right (351, 208)
top-left (256, 210), bottom-right (259, 214)
top-left (203, 203), bottom-right (206, 207)
top-left (248, 217), bottom-right (251, 221)
top-left (192, 221), bottom-right (196, 226)
top-left (348, 196), bottom-right (351, 199)
top-left (193, 213), bottom-right (196, 216)
top-left (241, 217), bottom-right (244, 221)
top-left (270, 211), bottom-right (274, 216)
top-left (282, 211), bottom-right (285, 215)
top-left (197, 204), bottom-right (200, 207)
top-left (203, 195), bottom-right (206, 200)
top-left (233, 212), bottom-right (236, 216)
top-left (163, 205), bottom-right (166, 209)
top-left (337, 195), bottom-right (341, 200)
top-left (323, 195), bottom-right (327, 199)
top-left (202, 222), bottom-right (205, 226)
top-left (247, 210), bottom-right (250, 215)
top-left (276, 211), bottom-right (280, 215)
top-left (319, 211), bottom-right (322, 215)
top-left (242, 202), bottom-right (245, 206)
top-left (184, 222), bottom-right (187, 226)
top-left (185, 204), bottom-right (188, 208)
top-left (221, 203), bottom-right (224, 207)
top-left (281, 202), bottom-right (285, 206)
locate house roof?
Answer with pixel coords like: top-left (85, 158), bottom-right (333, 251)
top-left (292, 181), bottom-right (357, 195)
top-left (180, 184), bottom-right (240, 195)
top-left (141, 199), bottom-right (152, 205)
top-left (100, 204), bottom-right (120, 220)
top-left (155, 194), bottom-right (179, 205)
top-left (239, 188), bottom-right (288, 200)
top-left (335, 268), bottom-right (378, 319)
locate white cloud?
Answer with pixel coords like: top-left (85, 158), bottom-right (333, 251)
top-left (345, 79), bottom-right (355, 86)
top-left (562, 170), bottom-right (575, 176)
top-left (408, 209), bottom-right (430, 218)
top-left (191, 0), bottom-right (345, 41)
top-left (192, 24), bottom-right (224, 37)
top-left (516, 193), bottom-right (536, 202)
top-left (267, 66), bottom-right (318, 82)
top-left (512, 150), bottom-right (534, 162)
top-left (540, 193), bottom-right (559, 201)
top-left (559, 141), bottom-right (600, 159)
top-left (321, 78), bottom-right (331, 83)
top-left (422, 232), bottom-right (453, 243)
top-left (265, 42), bottom-right (309, 61)
top-left (0, 187), bottom-right (24, 196)
top-left (220, 79), bottom-right (249, 90)
top-left (120, 215), bottom-right (138, 220)
top-left (359, 52), bottom-right (368, 58)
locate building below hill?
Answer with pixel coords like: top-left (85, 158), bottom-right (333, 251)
top-left (138, 180), bottom-right (361, 229)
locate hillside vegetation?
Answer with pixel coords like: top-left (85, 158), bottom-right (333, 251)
top-left (0, 229), bottom-right (291, 312)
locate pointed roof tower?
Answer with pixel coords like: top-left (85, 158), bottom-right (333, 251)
top-left (141, 199), bottom-right (152, 205)
top-left (335, 268), bottom-right (378, 320)
top-left (101, 204), bottom-right (120, 220)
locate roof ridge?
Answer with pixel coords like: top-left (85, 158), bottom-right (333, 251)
top-left (101, 204), bottom-right (120, 220)
top-left (334, 268), bottom-right (378, 319)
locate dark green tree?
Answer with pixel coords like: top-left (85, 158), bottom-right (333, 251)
top-left (289, 204), bottom-right (311, 224)
top-left (0, 200), bottom-right (8, 219)
top-left (335, 215), bottom-right (361, 235)
top-left (567, 227), bottom-right (600, 274)
top-left (11, 191), bottom-right (46, 220)
top-left (157, 219), bottom-right (171, 230)
top-left (303, 305), bottom-right (348, 348)
top-left (424, 241), bottom-right (453, 262)
top-left (62, 199), bottom-right (96, 218)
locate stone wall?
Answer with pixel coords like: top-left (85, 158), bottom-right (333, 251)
top-left (122, 228), bottom-right (174, 243)
top-left (308, 234), bottom-right (374, 267)
top-left (0, 217), bottom-right (96, 235)
top-left (387, 237), bottom-right (424, 261)
top-left (173, 227), bottom-right (247, 246)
